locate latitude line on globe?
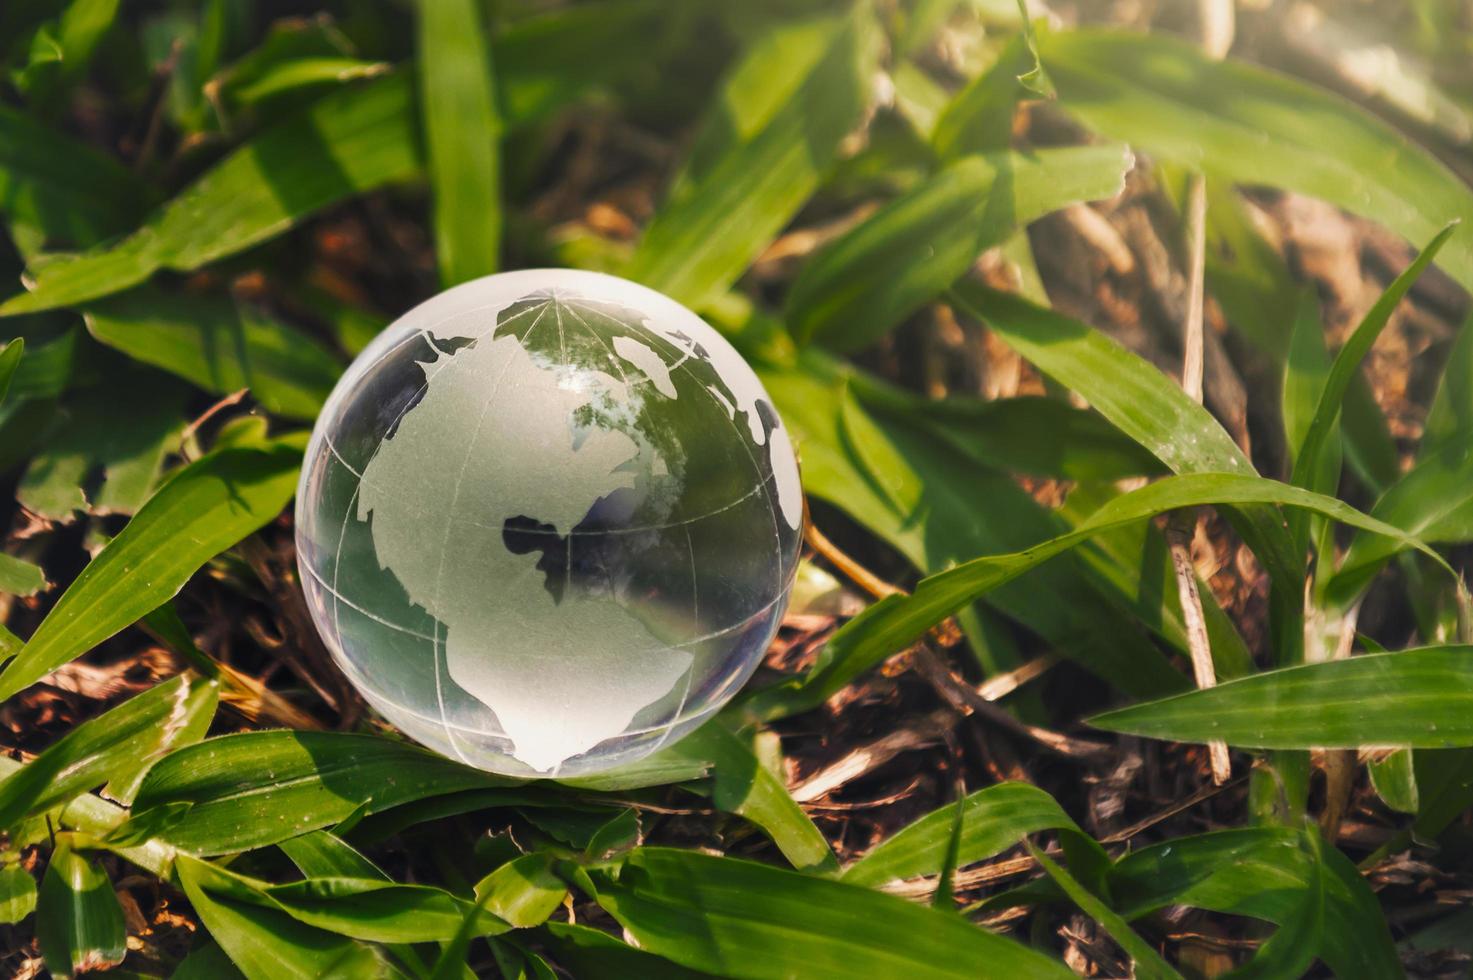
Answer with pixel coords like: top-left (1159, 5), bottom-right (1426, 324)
top-left (302, 559), bottom-right (791, 656)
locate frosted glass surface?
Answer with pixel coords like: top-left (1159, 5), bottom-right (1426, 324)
top-left (296, 270), bottom-right (802, 776)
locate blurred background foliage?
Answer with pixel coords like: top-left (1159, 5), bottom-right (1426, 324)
top-left (1, 0), bottom-right (1473, 976)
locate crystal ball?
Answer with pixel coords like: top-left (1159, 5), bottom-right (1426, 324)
top-left (295, 270), bottom-right (803, 777)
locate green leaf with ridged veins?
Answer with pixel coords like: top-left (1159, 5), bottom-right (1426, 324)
top-left (417, 0), bottom-right (501, 285)
top-left (1106, 829), bottom-right (1400, 980)
top-left (1026, 842), bottom-right (1182, 980)
top-left (582, 848), bottom-right (1075, 979)
top-left (128, 730), bottom-right (523, 855)
top-left (0, 864), bottom-right (36, 925)
top-left (681, 720), bottom-right (837, 874)
top-left (84, 288), bottom-right (342, 420)
top-left (1, 74), bottom-right (420, 317)
top-left (36, 840), bottom-right (126, 980)
top-left (175, 855), bottom-right (394, 980)
top-left (0, 672), bottom-right (216, 829)
top-left (624, 8), bottom-right (877, 308)
top-left (741, 472), bottom-right (1446, 722)
top-left (844, 783), bottom-right (1089, 887)
top-left (1038, 29), bottom-right (1473, 293)
top-left (789, 144), bottom-right (1131, 350)
top-left (1092, 646), bottom-right (1473, 749)
top-left (0, 442), bottom-right (303, 701)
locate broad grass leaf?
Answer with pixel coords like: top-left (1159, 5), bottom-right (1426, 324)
top-left (1039, 29), bottom-right (1473, 293)
top-left (1092, 646), bottom-right (1473, 748)
top-left (0, 338), bottom-right (23, 404)
top-left (476, 853), bottom-right (567, 929)
top-left (742, 472), bottom-right (1444, 722)
top-left (16, 373), bottom-right (185, 520)
top-left (175, 854), bottom-right (397, 980)
top-left (1108, 829), bottom-right (1401, 980)
top-left (36, 840), bottom-right (126, 980)
top-left (540, 921), bottom-right (718, 979)
top-left (1187, 178), bottom-right (1399, 491)
top-left (280, 831), bottom-right (389, 881)
top-left (183, 858), bottom-right (508, 943)
top-left (0, 105), bottom-right (152, 252)
top-left (1330, 311), bottom-right (1473, 604)
top-left (1, 74), bottom-right (421, 316)
top-left (843, 782), bottom-right (1090, 887)
top-left (493, 0), bottom-right (667, 128)
top-left (1289, 224), bottom-right (1456, 499)
top-left (128, 731), bottom-right (521, 855)
top-left (932, 36), bottom-right (1031, 160)
top-left (417, 0), bottom-right (501, 286)
top-left (0, 554), bottom-right (45, 598)
top-left (788, 144), bottom-right (1131, 350)
top-left (624, 8), bottom-right (877, 308)
top-left (0, 442), bottom-right (302, 701)
top-left (1219, 831), bottom-right (1325, 980)
top-left (951, 283), bottom-right (1252, 475)
top-left (679, 720), bottom-right (836, 874)
top-left (11, 0), bottom-right (119, 108)
top-left (582, 848), bottom-right (1074, 979)
top-left (759, 360), bottom-right (1185, 696)
top-left (1026, 842), bottom-right (1182, 980)
top-left (949, 281), bottom-right (1303, 624)
top-left (1368, 749), bottom-right (1419, 814)
top-left (0, 864), bottom-right (36, 925)
top-left (84, 288), bottom-right (342, 420)
top-left (0, 672), bottom-right (216, 829)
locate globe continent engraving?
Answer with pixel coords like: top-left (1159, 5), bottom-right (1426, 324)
top-left (296, 270), bottom-right (802, 776)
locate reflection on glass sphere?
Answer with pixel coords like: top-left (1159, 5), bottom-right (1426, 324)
top-left (296, 269), bottom-right (802, 776)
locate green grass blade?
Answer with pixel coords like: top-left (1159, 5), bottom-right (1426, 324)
top-left (176, 855), bottom-right (392, 980)
top-left (0, 442), bottom-right (302, 701)
top-left (681, 720), bottom-right (837, 874)
top-left (0, 863), bottom-right (36, 926)
top-left (0, 338), bottom-right (24, 404)
top-left (745, 471), bottom-right (1439, 721)
top-left (0, 673), bottom-right (216, 829)
top-left (624, 9), bottom-right (877, 308)
top-left (1026, 842), bottom-right (1182, 980)
top-left (1109, 829), bottom-right (1401, 979)
top-left (37, 840), bottom-right (126, 979)
top-left (1039, 29), bottom-right (1473, 293)
top-left (1092, 645), bottom-right (1473, 748)
top-left (417, 0), bottom-right (501, 285)
top-left (1, 74), bottom-right (421, 316)
top-left (843, 783), bottom-right (1093, 887)
top-left (0, 554), bottom-right (45, 598)
top-left (541, 921), bottom-right (717, 979)
top-left (84, 288), bottom-right (342, 421)
top-left (0, 103), bottom-right (151, 252)
top-left (1290, 224), bottom-right (1456, 496)
top-left (762, 362), bottom-right (1187, 696)
top-left (789, 144), bottom-right (1131, 350)
top-left (583, 848), bottom-right (1075, 979)
top-left (475, 853), bottom-right (567, 929)
top-left (128, 730), bottom-right (525, 855)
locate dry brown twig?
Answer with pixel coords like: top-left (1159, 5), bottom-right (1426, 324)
top-left (1170, 0), bottom-right (1235, 786)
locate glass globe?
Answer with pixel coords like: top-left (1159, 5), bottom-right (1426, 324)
top-left (295, 270), bottom-right (803, 777)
